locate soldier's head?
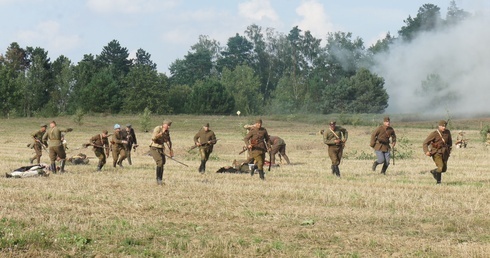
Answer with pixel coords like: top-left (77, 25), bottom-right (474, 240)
top-left (254, 118), bottom-right (263, 128)
top-left (102, 130), bottom-right (109, 138)
top-left (162, 119), bottom-right (172, 130)
top-left (203, 123), bottom-right (210, 131)
top-left (438, 120), bottom-right (447, 131)
top-left (114, 124), bottom-right (121, 131)
top-left (49, 121), bottom-right (56, 128)
top-left (40, 124), bottom-right (47, 132)
top-left (383, 116), bottom-right (391, 126)
top-left (329, 120), bottom-right (336, 129)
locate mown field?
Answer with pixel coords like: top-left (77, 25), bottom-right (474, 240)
top-left (1, 114), bottom-right (490, 257)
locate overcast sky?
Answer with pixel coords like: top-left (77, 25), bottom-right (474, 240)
top-left (0, 0), bottom-right (485, 75)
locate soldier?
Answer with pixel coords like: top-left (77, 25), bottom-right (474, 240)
top-left (455, 130), bottom-right (467, 148)
top-left (243, 118), bottom-right (271, 180)
top-left (269, 135), bottom-right (291, 165)
top-left (370, 116), bottom-right (397, 175)
top-left (122, 124), bottom-right (138, 165)
top-left (29, 124), bottom-right (47, 164)
top-left (42, 121), bottom-right (72, 173)
top-left (149, 120), bottom-right (173, 186)
top-left (90, 130), bottom-right (110, 171)
top-left (322, 120), bottom-right (348, 177)
top-left (423, 120), bottom-right (452, 184)
top-left (111, 124), bottom-right (127, 168)
top-left (193, 123), bottom-right (217, 173)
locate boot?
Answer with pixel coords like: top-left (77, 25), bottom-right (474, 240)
top-left (250, 164), bottom-right (257, 176)
top-left (96, 165), bottom-right (102, 171)
top-left (127, 155), bottom-right (132, 165)
top-left (331, 165), bottom-right (336, 175)
top-left (335, 165), bottom-right (341, 177)
top-left (117, 160), bottom-right (124, 168)
top-left (258, 169), bottom-right (265, 180)
top-left (60, 159), bottom-right (66, 173)
top-left (50, 163), bottom-right (57, 174)
top-left (430, 169), bottom-right (438, 180)
top-left (436, 172), bottom-right (442, 184)
top-left (380, 163), bottom-right (388, 175)
top-left (372, 161), bottom-right (378, 171)
top-left (29, 157), bottom-right (35, 164)
top-left (156, 166), bottom-right (164, 185)
top-left (202, 161), bottom-right (206, 173)
top-left (198, 160), bottom-right (205, 173)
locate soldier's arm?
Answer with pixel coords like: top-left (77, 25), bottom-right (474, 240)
top-left (342, 128), bottom-right (348, 142)
top-left (193, 131), bottom-right (200, 145)
top-left (422, 132), bottom-right (435, 154)
top-left (391, 129), bottom-right (397, 146)
top-left (131, 130), bottom-right (137, 144)
top-left (244, 130), bottom-right (253, 147)
top-left (370, 128), bottom-right (379, 147)
top-left (209, 132), bottom-right (217, 144)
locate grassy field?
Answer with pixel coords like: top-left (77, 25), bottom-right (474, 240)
top-left (1, 115), bottom-right (490, 257)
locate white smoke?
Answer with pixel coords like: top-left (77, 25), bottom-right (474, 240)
top-left (371, 13), bottom-right (490, 115)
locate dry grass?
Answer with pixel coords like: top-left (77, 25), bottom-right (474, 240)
top-left (1, 115), bottom-right (490, 257)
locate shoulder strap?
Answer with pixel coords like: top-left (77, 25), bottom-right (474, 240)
top-left (436, 130), bottom-right (446, 144)
top-left (329, 128), bottom-right (340, 139)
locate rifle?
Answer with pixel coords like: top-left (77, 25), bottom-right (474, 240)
top-left (392, 146), bottom-right (396, 165)
top-left (238, 146), bottom-right (248, 155)
top-left (264, 139), bottom-right (271, 172)
top-left (188, 138), bottom-right (219, 152)
top-left (34, 138), bottom-right (49, 153)
top-left (163, 152), bottom-right (189, 167)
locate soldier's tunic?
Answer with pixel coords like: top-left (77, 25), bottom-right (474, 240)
top-left (30, 129), bottom-right (46, 164)
top-left (121, 128), bottom-right (138, 165)
top-left (111, 131), bottom-right (127, 167)
top-left (423, 129), bottom-right (452, 173)
top-left (269, 136), bottom-right (290, 164)
top-left (90, 134), bottom-right (109, 169)
top-left (244, 127), bottom-right (271, 171)
top-left (194, 129), bottom-right (217, 163)
top-left (42, 126), bottom-right (68, 163)
top-left (370, 125), bottom-right (396, 165)
top-left (149, 126), bottom-right (171, 167)
top-left (323, 126), bottom-right (348, 166)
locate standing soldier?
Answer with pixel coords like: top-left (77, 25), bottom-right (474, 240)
top-left (111, 124), bottom-right (127, 168)
top-left (370, 116), bottom-right (396, 175)
top-left (29, 124), bottom-right (47, 164)
top-left (122, 124), bottom-right (138, 165)
top-left (90, 130), bottom-right (110, 171)
top-left (42, 121), bottom-right (73, 173)
top-left (193, 123), bottom-right (217, 173)
top-left (149, 120), bottom-right (173, 186)
top-left (322, 120), bottom-right (348, 177)
top-left (269, 135), bottom-right (291, 165)
top-left (423, 120), bottom-right (452, 184)
top-left (244, 118), bottom-right (271, 180)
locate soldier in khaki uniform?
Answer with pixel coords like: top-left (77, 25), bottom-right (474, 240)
top-left (30, 124), bottom-right (47, 164)
top-left (322, 120), bottom-right (348, 177)
top-left (193, 123), bottom-right (217, 173)
top-left (244, 118), bottom-right (271, 180)
top-left (370, 116), bottom-right (396, 175)
top-left (111, 124), bottom-right (127, 168)
top-left (121, 124), bottom-right (138, 165)
top-left (90, 130), bottom-right (110, 171)
top-left (150, 120), bottom-right (173, 185)
top-left (269, 136), bottom-right (290, 165)
top-left (42, 121), bottom-right (72, 173)
top-left (423, 120), bottom-right (452, 184)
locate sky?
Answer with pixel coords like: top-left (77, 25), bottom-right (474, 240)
top-left (1, 0), bottom-right (489, 115)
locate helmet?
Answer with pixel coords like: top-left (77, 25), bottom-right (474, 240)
top-left (114, 124), bottom-right (121, 129)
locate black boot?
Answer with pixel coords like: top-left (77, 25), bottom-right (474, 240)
top-left (156, 166), bottom-right (163, 185)
top-left (50, 163), bottom-right (57, 174)
top-left (198, 160), bottom-right (205, 173)
top-left (258, 169), bottom-right (265, 180)
top-left (335, 165), bottom-right (341, 177)
top-left (60, 159), bottom-right (66, 173)
top-left (202, 161), bottom-right (206, 173)
top-left (430, 169), bottom-right (438, 180)
top-left (436, 172), bottom-right (442, 184)
top-left (127, 155), bottom-right (132, 165)
top-left (372, 161), bottom-right (378, 171)
top-left (250, 164), bottom-right (257, 176)
top-left (380, 163), bottom-right (388, 175)
top-left (331, 165), bottom-right (336, 175)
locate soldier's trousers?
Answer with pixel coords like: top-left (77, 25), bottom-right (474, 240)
top-left (49, 145), bottom-right (66, 163)
top-left (375, 150), bottom-right (390, 165)
top-left (32, 144), bottom-right (43, 164)
top-left (149, 147), bottom-right (166, 168)
top-left (432, 152), bottom-right (449, 173)
top-left (250, 150), bottom-right (266, 170)
top-left (112, 146), bottom-right (127, 166)
top-left (199, 147), bottom-right (212, 162)
top-left (328, 145), bottom-right (342, 165)
top-left (94, 148), bottom-right (106, 167)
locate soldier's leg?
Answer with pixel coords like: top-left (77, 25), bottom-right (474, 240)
top-left (126, 146), bottom-right (132, 165)
top-left (380, 151), bottom-right (390, 175)
top-left (198, 148), bottom-right (206, 173)
top-left (150, 147), bottom-right (165, 185)
top-left (257, 152), bottom-right (266, 180)
top-left (202, 149), bottom-right (212, 173)
top-left (328, 146), bottom-right (339, 166)
top-left (432, 154), bottom-right (444, 173)
top-left (49, 147), bottom-right (57, 173)
top-left (280, 145), bottom-right (290, 164)
top-left (373, 150), bottom-right (385, 171)
top-left (117, 148), bottom-right (127, 167)
top-left (58, 145), bottom-right (67, 173)
top-left (112, 147), bottom-right (118, 167)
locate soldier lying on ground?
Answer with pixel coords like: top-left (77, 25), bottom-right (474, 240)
top-left (6, 164), bottom-right (51, 178)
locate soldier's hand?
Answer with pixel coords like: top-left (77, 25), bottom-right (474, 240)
top-left (169, 149), bottom-right (174, 157)
top-left (66, 128), bottom-right (73, 132)
top-left (122, 140), bottom-right (128, 144)
top-left (425, 151), bottom-right (431, 157)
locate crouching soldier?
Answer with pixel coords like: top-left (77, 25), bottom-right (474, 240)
top-left (90, 130), bottom-right (110, 171)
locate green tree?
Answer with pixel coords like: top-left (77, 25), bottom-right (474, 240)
top-left (186, 79), bottom-right (235, 114)
top-left (51, 55), bottom-right (74, 114)
top-left (0, 43), bottom-right (28, 116)
top-left (398, 4), bottom-right (442, 41)
top-left (133, 48), bottom-right (157, 70)
top-left (70, 54), bottom-right (98, 113)
top-left (415, 73), bottom-right (457, 110)
top-left (220, 65), bottom-right (262, 115)
top-left (78, 68), bottom-right (120, 113)
top-left (217, 33), bottom-right (254, 72)
top-left (168, 84), bottom-right (192, 114)
top-left (446, 0), bottom-right (471, 26)
top-left (96, 39), bottom-right (132, 77)
top-left (169, 49), bottom-right (213, 86)
top-left (22, 47), bottom-right (53, 116)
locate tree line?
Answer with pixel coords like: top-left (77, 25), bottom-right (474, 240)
top-left (0, 2), bottom-right (469, 118)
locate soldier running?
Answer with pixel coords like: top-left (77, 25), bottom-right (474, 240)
top-left (322, 120), bottom-right (348, 177)
top-left (370, 116), bottom-right (396, 175)
top-left (193, 123), bottom-right (217, 173)
top-left (243, 118), bottom-right (271, 180)
top-left (423, 120), bottom-right (452, 184)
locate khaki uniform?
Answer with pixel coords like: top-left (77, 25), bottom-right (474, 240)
top-left (269, 136), bottom-right (290, 165)
top-left (111, 131), bottom-right (127, 167)
top-left (42, 125), bottom-right (71, 172)
top-left (323, 125), bottom-right (348, 177)
top-left (423, 129), bottom-right (452, 174)
top-left (244, 126), bottom-right (271, 179)
top-left (90, 134), bottom-right (109, 170)
top-left (370, 125), bottom-right (396, 174)
top-left (150, 124), bottom-right (172, 185)
top-left (121, 127), bottom-right (138, 165)
top-left (193, 129), bottom-right (217, 173)
top-left (30, 129), bottom-right (46, 164)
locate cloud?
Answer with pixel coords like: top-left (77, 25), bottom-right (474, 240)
top-left (86, 0), bottom-right (178, 14)
top-left (371, 14), bottom-right (490, 115)
top-left (238, 0), bottom-right (279, 22)
top-left (15, 21), bottom-right (81, 58)
top-left (294, 0), bottom-right (334, 38)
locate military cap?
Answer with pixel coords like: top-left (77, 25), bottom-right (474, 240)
top-left (438, 120), bottom-right (447, 126)
top-left (50, 120), bottom-right (56, 125)
top-left (384, 116), bottom-right (390, 122)
top-left (126, 124), bottom-right (132, 128)
top-left (102, 130), bottom-right (109, 135)
top-left (114, 124), bottom-right (121, 129)
top-left (40, 124), bottom-right (47, 128)
top-left (204, 123), bottom-right (210, 127)
top-left (255, 118), bottom-right (263, 124)
top-left (163, 119), bottom-right (172, 125)
top-left (329, 120), bottom-right (336, 125)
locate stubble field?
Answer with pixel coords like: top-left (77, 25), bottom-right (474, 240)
top-left (1, 115), bottom-right (489, 257)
